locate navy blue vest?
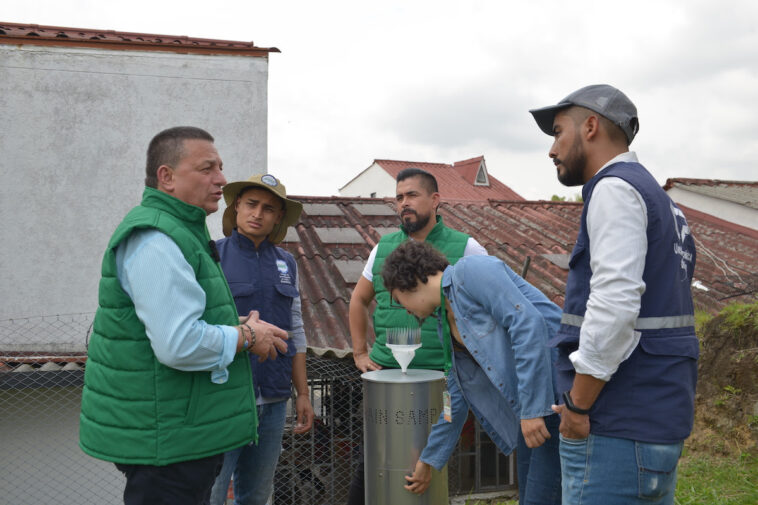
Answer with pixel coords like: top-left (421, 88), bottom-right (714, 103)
top-left (216, 231), bottom-right (299, 399)
top-left (552, 161), bottom-right (698, 443)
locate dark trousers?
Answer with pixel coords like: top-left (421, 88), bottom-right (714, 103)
top-left (115, 454), bottom-right (224, 505)
top-left (346, 444), bottom-right (365, 505)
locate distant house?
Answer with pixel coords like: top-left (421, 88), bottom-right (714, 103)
top-left (664, 178), bottom-right (758, 231)
top-left (339, 156), bottom-right (524, 201)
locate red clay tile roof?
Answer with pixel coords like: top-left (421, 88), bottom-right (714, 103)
top-left (374, 158), bottom-right (525, 201)
top-left (0, 21), bottom-right (278, 57)
top-left (278, 196), bottom-right (758, 352)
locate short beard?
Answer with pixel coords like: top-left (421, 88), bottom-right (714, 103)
top-left (556, 136), bottom-right (586, 187)
top-left (402, 212), bottom-right (431, 233)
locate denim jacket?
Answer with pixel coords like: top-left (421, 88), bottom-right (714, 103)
top-left (420, 255), bottom-right (561, 470)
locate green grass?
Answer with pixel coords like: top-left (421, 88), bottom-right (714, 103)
top-left (719, 301), bottom-right (758, 333)
top-left (462, 453), bottom-right (757, 505)
top-left (675, 452), bottom-right (758, 505)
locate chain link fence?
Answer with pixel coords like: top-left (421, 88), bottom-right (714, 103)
top-left (0, 314), bottom-right (123, 503)
top-left (1, 315), bottom-right (514, 504)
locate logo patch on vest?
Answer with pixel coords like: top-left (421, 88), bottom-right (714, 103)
top-left (670, 202), bottom-right (694, 280)
top-left (276, 259), bottom-right (292, 284)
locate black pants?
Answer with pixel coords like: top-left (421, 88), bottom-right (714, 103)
top-left (115, 454), bottom-right (224, 505)
top-left (346, 444), bottom-right (365, 505)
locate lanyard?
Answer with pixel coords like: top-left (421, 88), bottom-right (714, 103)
top-left (438, 283), bottom-right (453, 377)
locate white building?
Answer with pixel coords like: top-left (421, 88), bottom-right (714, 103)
top-left (0, 22), bottom-right (278, 352)
top-left (664, 178), bottom-right (758, 231)
top-left (339, 156), bottom-right (524, 201)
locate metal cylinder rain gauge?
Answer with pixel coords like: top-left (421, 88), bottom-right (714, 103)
top-left (362, 327), bottom-right (448, 505)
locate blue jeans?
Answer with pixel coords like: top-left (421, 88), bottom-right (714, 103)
top-left (559, 433), bottom-right (683, 505)
top-left (209, 400), bottom-right (288, 505)
top-left (516, 414), bottom-right (562, 505)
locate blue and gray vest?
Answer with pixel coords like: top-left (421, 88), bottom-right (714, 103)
top-left (552, 161), bottom-right (698, 443)
top-left (216, 231), bottom-right (299, 399)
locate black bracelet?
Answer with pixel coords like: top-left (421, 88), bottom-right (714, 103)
top-left (562, 390), bottom-right (591, 415)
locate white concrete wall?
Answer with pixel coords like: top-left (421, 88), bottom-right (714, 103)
top-left (668, 187), bottom-right (758, 231)
top-left (0, 44), bottom-right (270, 350)
top-left (339, 163), bottom-right (396, 197)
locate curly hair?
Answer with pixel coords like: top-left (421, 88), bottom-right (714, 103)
top-left (381, 240), bottom-right (449, 293)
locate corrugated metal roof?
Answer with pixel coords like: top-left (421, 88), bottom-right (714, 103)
top-left (4, 194), bottom-right (755, 362)
top-left (664, 178), bottom-right (758, 210)
top-left (276, 195), bottom-right (758, 352)
top-left (0, 353), bottom-right (86, 372)
top-left (0, 21), bottom-right (279, 57)
top-left (375, 157), bottom-right (525, 201)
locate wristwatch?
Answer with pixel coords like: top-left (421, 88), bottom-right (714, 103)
top-left (562, 390), bottom-right (591, 415)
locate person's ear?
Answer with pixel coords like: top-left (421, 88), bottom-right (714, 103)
top-left (584, 115), bottom-right (600, 141)
top-left (431, 191), bottom-right (441, 209)
top-left (156, 165), bottom-right (174, 192)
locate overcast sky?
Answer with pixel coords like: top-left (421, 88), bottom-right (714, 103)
top-left (4, 0), bottom-right (757, 199)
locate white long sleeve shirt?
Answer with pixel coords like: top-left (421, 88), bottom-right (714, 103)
top-left (115, 229), bottom-right (239, 384)
top-left (569, 152), bottom-right (648, 381)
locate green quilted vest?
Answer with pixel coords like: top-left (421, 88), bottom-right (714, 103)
top-left (79, 187), bottom-right (257, 466)
top-left (370, 216), bottom-right (469, 369)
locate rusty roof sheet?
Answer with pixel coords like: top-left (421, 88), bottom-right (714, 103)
top-left (374, 157), bottom-right (525, 201)
top-left (664, 178), bottom-right (758, 210)
top-left (4, 195), bottom-right (755, 360)
top-left (277, 195), bottom-right (758, 352)
top-left (0, 21), bottom-right (279, 57)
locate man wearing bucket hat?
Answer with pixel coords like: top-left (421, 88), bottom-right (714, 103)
top-left (210, 174), bottom-right (314, 505)
top-left (530, 85), bottom-right (698, 505)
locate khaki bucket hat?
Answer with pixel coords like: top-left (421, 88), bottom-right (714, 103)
top-left (221, 174), bottom-right (303, 243)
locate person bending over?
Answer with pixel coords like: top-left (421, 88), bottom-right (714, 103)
top-left (381, 240), bottom-right (561, 505)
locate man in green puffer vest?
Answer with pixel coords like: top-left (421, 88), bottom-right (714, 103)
top-left (79, 126), bottom-right (289, 505)
top-left (346, 167), bottom-right (487, 505)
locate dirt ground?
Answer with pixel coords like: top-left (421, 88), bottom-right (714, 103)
top-left (686, 309), bottom-right (758, 458)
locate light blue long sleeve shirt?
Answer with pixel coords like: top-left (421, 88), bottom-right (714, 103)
top-left (420, 255), bottom-right (561, 470)
top-left (115, 229), bottom-right (239, 384)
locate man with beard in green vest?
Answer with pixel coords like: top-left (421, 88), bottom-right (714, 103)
top-left (346, 167), bottom-right (487, 504)
top-left (79, 126), bottom-right (288, 505)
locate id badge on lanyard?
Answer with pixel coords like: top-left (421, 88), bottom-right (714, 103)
top-left (440, 283), bottom-right (453, 423)
top-left (442, 382), bottom-right (452, 423)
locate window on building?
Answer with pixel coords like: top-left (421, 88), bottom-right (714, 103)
top-left (474, 161), bottom-right (490, 186)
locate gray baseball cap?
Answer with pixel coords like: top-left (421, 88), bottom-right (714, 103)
top-left (529, 84), bottom-right (639, 144)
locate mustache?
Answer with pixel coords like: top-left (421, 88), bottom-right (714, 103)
top-left (553, 158), bottom-right (562, 167)
top-left (401, 209), bottom-right (417, 217)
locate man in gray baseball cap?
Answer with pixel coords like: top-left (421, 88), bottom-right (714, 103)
top-left (530, 84), bottom-right (639, 145)
top-left (530, 86), bottom-right (698, 505)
